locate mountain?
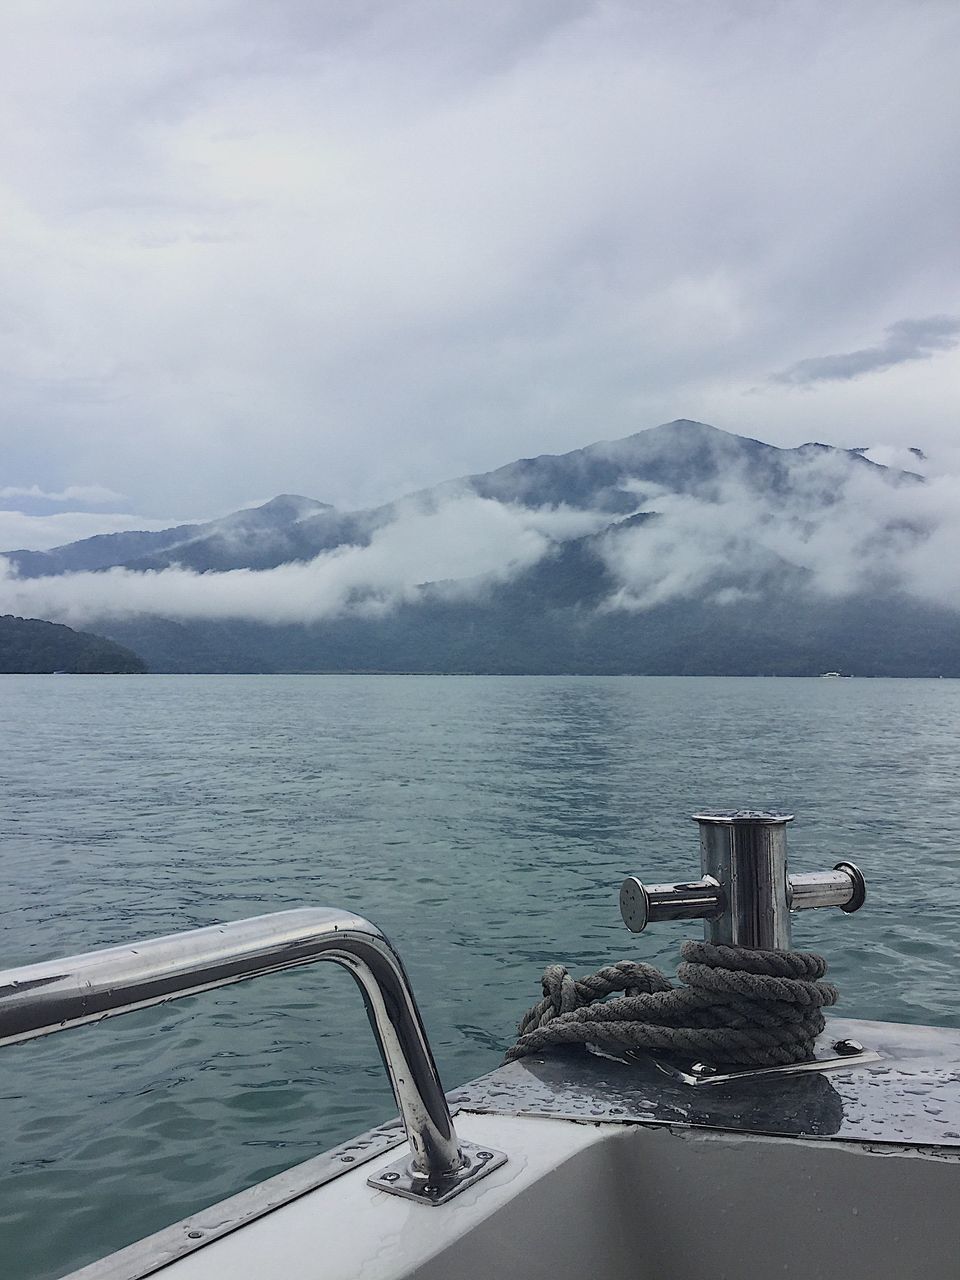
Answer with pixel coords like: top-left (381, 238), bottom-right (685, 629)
top-left (3, 420), bottom-right (954, 676)
top-left (3, 494), bottom-right (334, 577)
top-left (456, 418), bottom-right (899, 507)
top-left (0, 615), bottom-right (147, 674)
top-left (5, 421), bottom-right (908, 580)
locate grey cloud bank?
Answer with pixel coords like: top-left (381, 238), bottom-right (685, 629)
top-left (1, 1), bottom-right (958, 521)
top-left (772, 317), bottom-right (960, 386)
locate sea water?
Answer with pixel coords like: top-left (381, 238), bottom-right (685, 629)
top-left (2, 674), bottom-right (960, 1278)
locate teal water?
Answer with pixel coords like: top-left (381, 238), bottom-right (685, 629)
top-left (2, 674), bottom-right (960, 1278)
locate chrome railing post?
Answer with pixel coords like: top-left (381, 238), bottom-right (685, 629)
top-left (0, 908), bottom-right (505, 1204)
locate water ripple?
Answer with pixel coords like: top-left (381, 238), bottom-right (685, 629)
top-left (1, 674), bottom-right (960, 1277)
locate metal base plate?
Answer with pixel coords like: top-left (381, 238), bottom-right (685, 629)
top-left (643, 1046), bottom-right (881, 1087)
top-left (368, 1139), bottom-right (507, 1205)
top-left (453, 1018), bottom-right (960, 1147)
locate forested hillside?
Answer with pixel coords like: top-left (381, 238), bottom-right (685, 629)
top-left (0, 615), bottom-right (147, 674)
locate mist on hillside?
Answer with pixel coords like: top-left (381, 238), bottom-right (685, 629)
top-left (2, 440), bottom-right (959, 630)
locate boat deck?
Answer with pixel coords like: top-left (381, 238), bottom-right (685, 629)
top-left (69, 1016), bottom-right (960, 1280)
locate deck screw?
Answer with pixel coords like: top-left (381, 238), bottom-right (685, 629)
top-left (381, 1172), bottom-right (400, 1182)
top-left (476, 1150), bottom-right (493, 1161)
top-left (833, 1039), bottom-right (864, 1056)
top-left (690, 1062), bottom-right (717, 1077)
top-left (187, 1231), bottom-right (203, 1240)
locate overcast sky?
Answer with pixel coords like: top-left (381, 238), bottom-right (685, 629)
top-left (2, 0), bottom-right (958, 548)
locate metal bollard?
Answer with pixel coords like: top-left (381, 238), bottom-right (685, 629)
top-left (621, 811), bottom-right (865, 950)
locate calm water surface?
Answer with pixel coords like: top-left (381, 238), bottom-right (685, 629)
top-left (2, 674), bottom-right (960, 1278)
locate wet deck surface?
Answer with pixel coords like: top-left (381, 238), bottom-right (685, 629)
top-left (453, 1016), bottom-right (960, 1149)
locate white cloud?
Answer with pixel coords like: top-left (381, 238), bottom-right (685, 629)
top-left (0, 495), bottom-right (614, 625)
top-left (0, 509), bottom-right (190, 552)
top-left (859, 446), bottom-right (926, 474)
top-left (599, 450), bottom-right (960, 613)
top-left (0, 483), bottom-right (128, 504)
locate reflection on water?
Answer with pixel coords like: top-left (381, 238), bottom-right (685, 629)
top-left (2, 674), bottom-right (960, 1278)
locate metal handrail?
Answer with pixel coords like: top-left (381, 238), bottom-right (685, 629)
top-left (0, 908), bottom-right (465, 1187)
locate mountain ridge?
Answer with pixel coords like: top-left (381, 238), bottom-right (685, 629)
top-left (3, 494), bottom-right (333, 578)
top-left (2, 420), bottom-right (918, 578)
top-left (4, 419), bottom-right (955, 677)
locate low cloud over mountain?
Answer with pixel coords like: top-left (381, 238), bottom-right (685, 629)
top-left (3, 421), bottom-right (959, 675)
top-left (0, 495), bottom-right (608, 626)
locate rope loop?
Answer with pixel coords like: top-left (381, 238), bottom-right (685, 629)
top-left (507, 941), bottom-right (839, 1068)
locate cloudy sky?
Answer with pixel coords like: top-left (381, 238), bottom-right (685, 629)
top-left (2, 0), bottom-right (958, 550)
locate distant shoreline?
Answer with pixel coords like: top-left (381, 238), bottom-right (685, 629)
top-left (4, 670), bottom-right (954, 679)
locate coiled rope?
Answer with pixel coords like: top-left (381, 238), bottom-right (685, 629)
top-left (506, 940), bottom-right (838, 1068)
